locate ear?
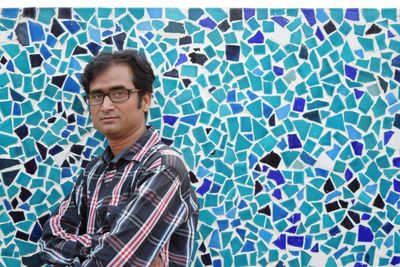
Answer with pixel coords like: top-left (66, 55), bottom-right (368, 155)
top-left (141, 93), bottom-right (152, 112)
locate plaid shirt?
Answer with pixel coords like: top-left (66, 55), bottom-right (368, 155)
top-left (40, 127), bottom-right (199, 266)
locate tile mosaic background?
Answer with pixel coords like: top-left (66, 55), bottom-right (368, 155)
top-left (0, 7), bottom-right (399, 266)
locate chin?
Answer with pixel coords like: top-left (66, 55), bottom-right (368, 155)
top-left (99, 127), bottom-right (119, 136)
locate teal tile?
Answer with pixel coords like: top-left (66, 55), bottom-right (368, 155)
top-left (369, 57), bottom-right (381, 73)
top-left (344, 111), bottom-right (359, 124)
top-left (301, 23), bottom-right (314, 38)
top-left (289, 29), bottom-right (302, 45)
top-left (330, 9), bottom-right (344, 24)
top-left (14, 51), bottom-right (31, 74)
top-left (362, 9), bottom-right (379, 22)
top-left (357, 70), bottom-right (376, 83)
top-left (235, 134), bottom-right (252, 151)
top-left (283, 53), bottom-right (299, 69)
top-left (357, 37), bottom-right (375, 52)
top-left (47, 188), bottom-right (62, 205)
top-left (207, 29), bottom-right (223, 46)
top-left (357, 115), bottom-right (372, 132)
top-left (231, 20), bottom-right (243, 31)
top-left (329, 95), bottom-right (346, 113)
top-left (364, 133), bottom-right (377, 150)
top-left (329, 32), bottom-right (344, 47)
top-left (297, 62), bottom-right (312, 78)
top-left (272, 49), bottom-right (286, 62)
top-left (382, 8), bottom-right (397, 21)
top-left (41, 130), bottom-right (61, 147)
top-left (319, 58), bottom-right (333, 78)
top-left (309, 50), bottom-right (320, 69)
top-left (359, 93), bottom-right (373, 114)
top-left (316, 40), bottom-right (334, 57)
top-left (165, 8), bottom-right (186, 21)
top-left (3, 256), bottom-right (21, 267)
top-left (345, 93), bottom-right (357, 109)
top-left (354, 24), bottom-right (366, 36)
top-left (326, 113), bottom-right (345, 131)
top-left (375, 33), bottom-right (387, 50)
top-left (372, 97), bottom-right (388, 118)
top-left (205, 8), bottom-right (227, 22)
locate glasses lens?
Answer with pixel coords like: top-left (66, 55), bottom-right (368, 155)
top-left (110, 89), bottom-right (129, 102)
top-left (89, 93), bottom-right (104, 105)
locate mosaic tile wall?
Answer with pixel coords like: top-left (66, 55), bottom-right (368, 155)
top-left (0, 7), bottom-right (400, 267)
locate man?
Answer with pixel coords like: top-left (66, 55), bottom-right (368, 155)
top-left (40, 50), bottom-right (199, 266)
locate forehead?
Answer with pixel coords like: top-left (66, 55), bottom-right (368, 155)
top-left (89, 64), bottom-right (134, 91)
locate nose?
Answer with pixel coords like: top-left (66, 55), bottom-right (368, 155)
top-left (100, 95), bottom-right (115, 111)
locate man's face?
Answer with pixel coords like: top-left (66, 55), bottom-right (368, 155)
top-left (89, 64), bottom-right (150, 140)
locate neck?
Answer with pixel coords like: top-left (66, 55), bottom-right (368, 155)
top-left (107, 124), bottom-right (147, 156)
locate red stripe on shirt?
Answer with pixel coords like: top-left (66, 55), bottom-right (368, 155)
top-left (148, 158), bottom-right (162, 170)
top-left (162, 240), bottom-right (169, 267)
top-left (108, 177), bottom-right (180, 267)
top-left (161, 149), bottom-right (180, 157)
top-left (110, 161), bottom-right (134, 206)
top-left (86, 176), bottom-right (103, 234)
top-left (133, 131), bottom-right (159, 162)
top-left (50, 198), bottom-right (92, 247)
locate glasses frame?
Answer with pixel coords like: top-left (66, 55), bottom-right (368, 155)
top-left (84, 88), bottom-right (142, 106)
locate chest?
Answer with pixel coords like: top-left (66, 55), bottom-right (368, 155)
top-left (86, 162), bottom-right (142, 232)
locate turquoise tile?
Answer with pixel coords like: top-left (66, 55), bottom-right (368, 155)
top-left (316, 40), bottom-right (334, 58)
top-left (165, 8), bottom-right (186, 21)
top-left (309, 50), bottom-right (320, 68)
top-left (382, 8), bottom-right (397, 21)
top-left (272, 49), bottom-right (286, 62)
top-left (127, 8), bottom-right (144, 19)
top-left (372, 97), bottom-right (388, 118)
top-left (231, 20), bottom-right (243, 31)
top-left (340, 42), bottom-right (355, 63)
top-left (364, 133), bottom-right (377, 150)
top-left (388, 39), bottom-right (400, 53)
top-left (375, 33), bottom-right (387, 51)
top-left (357, 70), bottom-right (376, 83)
top-left (205, 8), bottom-right (227, 22)
top-left (330, 9), bottom-right (344, 24)
top-left (297, 62), bottom-right (312, 78)
top-left (14, 51), bottom-right (31, 74)
top-left (262, 21), bottom-right (274, 32)
top-left (283, 53), bottom-right (299, 69)
top-left (362, 9), bottom-right (380, 22)
top-left (207, 29), bottom-right (223, 46)
top-left (369, 57), bottom-right (381, 73)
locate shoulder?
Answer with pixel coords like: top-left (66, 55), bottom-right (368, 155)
top-left (144, 143), bottom-right (188, 176)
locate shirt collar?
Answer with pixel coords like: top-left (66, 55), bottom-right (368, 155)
top-left (101, 126), bottom-right (159, 164)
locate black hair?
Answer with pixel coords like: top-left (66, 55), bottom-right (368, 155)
top-left (81, 49), bottom-right (155, 107)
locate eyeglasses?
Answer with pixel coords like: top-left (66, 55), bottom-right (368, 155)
top-left (84, 88), bottom-right (142, 106)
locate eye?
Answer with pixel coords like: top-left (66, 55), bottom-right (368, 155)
top-left (111, 89), bottom-right (126, 98)
top-left (91, 93), bottom-right (103, 100)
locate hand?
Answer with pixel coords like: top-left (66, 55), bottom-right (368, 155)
top-left (150, 256), bottom-right (163, 267)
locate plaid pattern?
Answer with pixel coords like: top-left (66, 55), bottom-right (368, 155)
top-left (40, 127), bottom-right (199, 267)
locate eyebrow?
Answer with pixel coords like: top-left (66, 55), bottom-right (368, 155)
top-left (89, 85), bottom-right (127, 93)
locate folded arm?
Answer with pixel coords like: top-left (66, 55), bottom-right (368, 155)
top-left (82, 166), bottom-right (189, 267)
top-left (40, 173), bottom-right (91, 266)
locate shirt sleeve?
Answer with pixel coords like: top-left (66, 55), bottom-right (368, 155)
top-left (81, 165), bottom-right (190, 267)
top-left (40, 172), bottom-right (92, 266)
